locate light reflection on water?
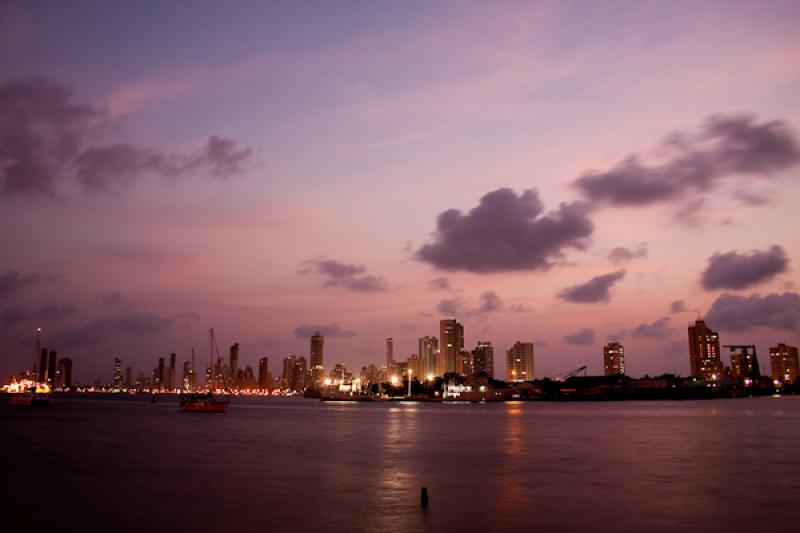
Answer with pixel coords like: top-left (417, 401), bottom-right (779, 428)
top-left (2, 394), bottom-right (800, 532)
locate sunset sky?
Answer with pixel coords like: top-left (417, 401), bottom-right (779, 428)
top-left (2, 0), bottom-right (799, 384)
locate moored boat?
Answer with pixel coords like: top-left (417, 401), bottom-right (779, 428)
top-left (179, 391), bottom-right (229, 412)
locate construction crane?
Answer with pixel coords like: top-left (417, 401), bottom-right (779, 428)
top-left (723, 344), bottom-right (761, 382)
top-left (551, 365), bottom-right (588, 382)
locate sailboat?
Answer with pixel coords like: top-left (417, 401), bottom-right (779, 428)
top-left (179, 328), bottom-right (230, 413)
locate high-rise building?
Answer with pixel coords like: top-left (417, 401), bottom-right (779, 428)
top-left (603, 342), bottom-right (625, 376)
top-left (770, 343), bottom-right (798, 384)
top-left (386, 337), bottom-right (395, 375)
top-left (113, 356), bottom-right (123, 388)
top-left (229, 344), bottom-right (239, 384)
top-left (310, 332), bottom-right (324, 387)
top-left (506, 342), bottom-right (534, 382)
top-left (688, 319), bottom-right (723, 380)
top-left (38, 348), bottom-right (48, 383)
top-left (258, 357), bottom-right (270, 389)
top-left (182, 361), bottom-right (191, 390)
top-left (157, 357), bottom-right (165, 390)
top-left (47, 350), bottom-right (57, 386)
top-left (57, 358), bottom-right (72, 388)
top-left (168, 352), bottom-right (177, 390)
top-left (407, 354), bottom-right (422, 379)
top-left (728, 346), bottom-right (760, 382)
top-left (418, 336), bottom-right (439, 378)
top-left (125, 366), bottom-right (132, 389)
top-left (439, 319), bottom-right (464, 375)
top-left (472, 341), bottom-right (494, 377)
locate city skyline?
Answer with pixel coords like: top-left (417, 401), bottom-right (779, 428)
top-left (2, 1), bottom-right (800, 384)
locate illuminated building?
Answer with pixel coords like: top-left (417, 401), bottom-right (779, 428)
top-left (728, 345), bottom-right (760, 382)
top-left (418, 335), bottom-right (439, 377)
top-left (506, 341), bottom-right (534, 382)
top-left (687, 319), bottom-right (723, 380)
top-left (472, 341), bottom-right (494, 377)
top-left (439, 319), bottom-right (464, 375)
top-left (157, 357), bottom-right (165, 390)
top-left (258, 357), bottom-right (270, 389)
top-left (386, 337), bottom-right (395, 375)
top-left (407, 354), bottom-right (422, 379)
top-left (770, 343), bottom-right (798, 384)
top-left (38, 348), bottom-right (48, 383)
top-left (168, 352), bottom-right (177, 390)
top-left (229, 344), bottom-right (239, 386)
top-left (182, 361), bottom-right (191, 390)
top-left (58, 358), bottom-right (72, 388)
top-left (113, 356), bottom-right (123, 389)
top-left (459, 350), bottom-right (474, 376)
top-left (603, 342), bottom-right (625, 376)
top-left (310, 332), bottom-right (324, 387)
top-left (125, 366), bottom-right (132, 389)
top-left (47, 350), bottom-right (56, 386)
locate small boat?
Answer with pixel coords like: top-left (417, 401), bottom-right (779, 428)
top-left (180, 391), bottom-right (229, 412)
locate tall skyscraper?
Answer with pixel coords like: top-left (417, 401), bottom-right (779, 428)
top-left (125, 366), bottom-right (132, 389)
top-left (58, 358), bottom-right (72, 389)
top-left (47, 350), bottom-right (57, 386)
top-left (603, 342), bottom-right (625, 376)
top-left (258, 357), bottom-right (270, 389)
top-left (688, 319), bottom-right (723, 380)
top-left (386, 337), bottom-right (395, 375)
top-left (506, 341), bottom-right (534, 382)
top-left (310, 332), bottom-right (324, 387)
top-left (407, 354), bottom-right (422, 379)
top-left (472, 341), bottom-right (494, 377)
top-left (229, 344), bottom-right (239, 386)
top-left (770, 343), bottom-right (798, 384)
top-left (157, 357), bottom-right (165, 390)
top-left (113, 356), bottom-right (123, 388)
top-left (439, 319), bottom-right (464, 375)
top-left (168, 352), bottom-right (177, 389)
top-left (182, 361), bottom-right (191, 390)
top-left (38, 348), bottom-right (48, 383)
top-left (418, 336), bottom-right (439, 378)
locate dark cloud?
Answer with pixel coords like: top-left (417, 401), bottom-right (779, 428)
top-left (670, 300), bottom-right (687, 313)
top-left (294, 323), bottom-right (356, 338)
top-left (299, 258), bottom-right (388, 293)
top-left (74, 136), bottom-right (251, 191)
top-left (734, 189), bottom-right (772, 206)
top-left (705, 292), bottom-right (800, 332)
top-left (558, 270), bottom-right (626, 303)
top-left (631, 316), bottom-right (672, 339)
top-left (701, 245), bottom-right (788, 290)
top-left (0, 76), bottom-right (102, 197)
top-left (94, 291), bottom-right (127, 307)
top-left (0, 76), bottom-right (252, 197)
top-left (436, 291), bottom-right (504, 316)
top-left (51, 311), bottom-right (195, 349)
top-left (574, 114), bottom-right (800, 206)
top-left (672, 198), bottom-right (707, 227)
top-left (608, 244), bottom-right (647, 264)
top-left (564, 328), bottom-right (595, 345)
top-left (0, 270), bottom-right (40, 297)
top-left (0, 303), bottom-right (77, 328)
top-left (417, 188), bottom-right (593, 273)
top-left (429, 277), bottom-right (451, 291)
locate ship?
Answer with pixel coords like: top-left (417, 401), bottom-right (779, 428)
top-left (179, 328), bottom-right (229, 413)
top-left (6, 381), bottom-right (53, 407)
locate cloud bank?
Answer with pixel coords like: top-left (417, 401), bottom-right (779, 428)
top-left (700, 245), bottom-right (788, 290)
top-left (558, 270), bottom-right (626, 303)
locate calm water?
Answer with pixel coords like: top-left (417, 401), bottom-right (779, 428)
top-left (2, 394), bottom-right (799, 532)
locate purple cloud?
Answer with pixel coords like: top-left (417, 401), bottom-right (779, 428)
top-left (299, 258), bottom-right (388, 293)
top-left (436, 291), bottom-right (504, 316)
top-left (574, 114), bottom-right (800, 206)
top-left (701, 245), bottom-right (788, 290)
top-left (670, 300), bottom-right (687, 313)
top-left (564, 328), bottom-right (595, 345)
top-left (608, 244), bottom-right (647, 264)
top-left (428, 277), bottom-right (451, 291)
top-left (631, 316), bottom-right (672, 339)
top-left (0, 270), bottom-right (41, 298)
top-left (0, 303), bottom-right (77, 328)
top-left (705, 292), bottom-right (800, 332)
top-left (558, 270), bottom-right (626, 303)
top-left (417, 188), bottom-right (593, 273)
top-left (294, 323), bottom-right (356, 338)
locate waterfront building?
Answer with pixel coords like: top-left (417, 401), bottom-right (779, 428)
top-left (472, 341), bottom-right (494, 377)
top-left (38, 348), bottom-right (48, 383)
top-left (168, 352), bottom-right (177, 390)
top-left (386, 337), bottom-right (395, 376)
top-left (407, 354), bottom-right (422, 379)
top-left (418, 335), bottom-right (439, 378)
top-left (770, 343), bottom-right (798, 384)
top-left (47, 350), bottom-right (56, 386)
top-left (157, 357), bottom-right (165, 390)
top-left (258, 357), bottom-right (270, 389)
top-left (506, 341), bottom-right (534, 382)
top-left (310, 331), bottom-right (324, 387)
top-left (125, 366), bottom-right (132, 389)
top-left (687, 320), bottom-right (723, 380)
top-left (459, 350), bottom-right (474, 376)
top-left (728, 346), bottom-right (760, 382)
top-left (439, 319), bottom-right (464, 375)
top-left (182, 361), bottom-right (191, 390)
top-left (58, 358), bottom-right (72, 388)
top-left (113, 357), bottom-right (123, 389)
top-left (603, 342), bottom-right (625, 376)
top-left (229, 344), bottom-right (239, 387)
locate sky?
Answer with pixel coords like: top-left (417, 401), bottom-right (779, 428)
top-left (1, 0), bottom-right (799, 384)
